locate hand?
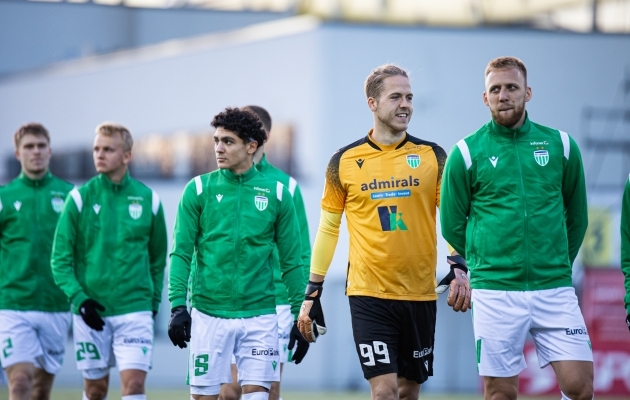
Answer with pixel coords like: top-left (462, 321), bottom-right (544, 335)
top-left (298, 281), bottom-right (327, 343)
top-left (626, 314), bottom-right (629, 333)
top-left (288, 321), bottom-right (310, 364)
top-left (435, 255), bottom-right (471, 312)
top-left (152, 310), bottom-right (158, 319)
top-left (168, 306), bottom-right (191, 349)
top-left (79, 299), bottom-right (106, 331)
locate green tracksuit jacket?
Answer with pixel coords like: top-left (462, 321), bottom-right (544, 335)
top-left (168, 165), bottom-right (305, 319)
top-left (622, 174), bottom-right (630, 313)
top-left (440, 115), bottom-right (588, 291)
top-left (0, 172), bottom-right (73, 312)
top-left (256, 154), bottom-right (311, 306)
top-left (51, 172), bottom-right (167, 316)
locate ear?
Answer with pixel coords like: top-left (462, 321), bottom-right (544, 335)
top-left (367, 97), bottom-right (378, 112)
top-left (247, 140), bottom-right (259, 155)
top-left (482, 91), bottom-right (489, 106)
top-left (14, 148), bottom-right (20, 161)
top-left (525, 86), bottom-right (532, 102)
top-left (122, 150), bottom-right (132, 165)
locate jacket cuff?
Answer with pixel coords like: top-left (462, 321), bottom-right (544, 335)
top-left (71, 292), bottom-right (90, 309)
top-left (171, 298), bottom-right (187, 309)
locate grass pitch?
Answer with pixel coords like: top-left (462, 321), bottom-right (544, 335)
top-left (0, 388), bottom-right (625, 400)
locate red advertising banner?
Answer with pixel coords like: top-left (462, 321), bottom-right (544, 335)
top-left (519, 341), bottom-right (630, 396)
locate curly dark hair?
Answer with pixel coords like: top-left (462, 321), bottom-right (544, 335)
top-left (211, 107), bottom-right (266, 148)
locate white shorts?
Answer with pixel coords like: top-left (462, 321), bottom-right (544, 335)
top-left (276, 305), bottom-right (294, 364)
top-left (0, 310), bottom-right (71, 374)
top-left (189, 308), bottom-right (280, 395)
top-left (72, 311), bottom-right (153, 375)
top-left (472, 287), bottom-right (593, 377)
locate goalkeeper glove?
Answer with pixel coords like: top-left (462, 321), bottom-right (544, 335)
top-left (435, 255), bottom-right (471, 312)
top-left (168, 306), bottom-right (191, 349)
top-left (288, 321), bottom-right (310, 364)
top-left (79, 299), bottom-right (106, 331)
top-left (298, 280), bottom-right (327, 343)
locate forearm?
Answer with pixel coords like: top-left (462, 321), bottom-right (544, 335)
top-left (310, 210), bottom-right (342, 277)
top-left (168, 257), bottom-right (191, 308)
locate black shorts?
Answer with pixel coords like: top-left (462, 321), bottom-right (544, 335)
top-left (349, 296), bottom-right (436, 384)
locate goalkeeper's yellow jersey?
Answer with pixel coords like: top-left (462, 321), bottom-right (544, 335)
top-left (321, 131), bottom-right (446, 301)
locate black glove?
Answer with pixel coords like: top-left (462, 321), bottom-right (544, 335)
top-left (626, 314), bottom-right (630, 333)
top-left (79, 299), bottom-right (106, 331)
top-left (168, 306), bottom-right (191, 349)
top-left (288, 321), bottom-right (310, 364)
top-left (152, 310), bottom-right (158, 319)
top-left (297, 281), bottom-right (327, 343)
top-left (435, 255), bottom-right (469, 294)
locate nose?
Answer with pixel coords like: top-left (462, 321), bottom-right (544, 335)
top-left (215, 142), bottom-right (224, 153)
top-left (499, 87), bottom-right (509, 101)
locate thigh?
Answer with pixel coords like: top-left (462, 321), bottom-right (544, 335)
top-left (235, 313), bottom-right (280, 385)
top-left (189, 309), bottom-right (234, 389)
top-left (35, 311), bottom-right (71, 374)
top-left (0, 311), bottom-right (42, 368)
top-left (111, 311), bottom-right (153, 372)
top-left (72, 314), bottom-right (112, 371)
top-left (349, 296), bottom-right (399, 380)
top-left (398, 300), bottom-right (436, 385)
top-left (530, 288), bottom-right (593, 368)
top-left (471, 290), bottom-right (529, 377)
top-left (275, 305), bottom-right (293, 364)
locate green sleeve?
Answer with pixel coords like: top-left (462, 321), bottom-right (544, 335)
top-left (439, 144), bottom-right (472, 257)
top-left (292, 184), bottom-right (311, 284)
top-left (276, 185), bottom-right (306, 318)
top-left (168, 181), bottom-right (200, 309)
top-left (621, 176), bottom-right (630, 314)
top-left (562, 137), bottom-right (588, 265)
top-left (149, 201), bottom-right (168, 313)
top-left (51, 192), bottom-right (89, 308)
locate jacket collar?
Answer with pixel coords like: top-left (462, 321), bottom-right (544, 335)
top-left (18, 170), bottom-right (52, 187)
top-left (489, 112), bottom-right (532, 139)
top-left (255, 153), bottom-right (270, 173)
top-left (98, 171), bottom-right (131, 190)
top-left (220, 163), bottom-right (258, 183)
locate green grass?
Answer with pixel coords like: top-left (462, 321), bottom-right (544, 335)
top-left (0, 389), bottom-right (625, 400)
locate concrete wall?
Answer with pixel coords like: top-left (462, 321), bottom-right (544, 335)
top-left (0, 1), bottom-right (289, 76)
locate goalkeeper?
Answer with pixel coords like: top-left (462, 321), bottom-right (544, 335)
top-left (168, 107), bottom-right (307, 400)
top-left (298, 64), bottom-right (470, 400)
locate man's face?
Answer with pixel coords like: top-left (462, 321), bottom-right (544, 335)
top-left (15, 134), bottom-right (51, 176)
top-left (93, 133), bottom-right (130, 175)
top-left (214, 127), bottom-right (257, 172)
top-left (369, 75), bottom-right (413, 134)
top-left (483, 67), bottom-right (532, 128)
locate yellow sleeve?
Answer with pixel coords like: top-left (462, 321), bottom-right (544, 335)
top-left (447, 242), bottom-right (457, 256)
top-left (310, 209), bottom-right (343, 276)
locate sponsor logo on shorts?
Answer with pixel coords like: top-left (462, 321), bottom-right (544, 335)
top-left (123, 337), bottom-right (153, 345)
top-left (252, 348), bottom-right (279, 356)
top-left (47, 349), bottom-right (64, 356)
top-left (565, 327), bottom-right (588, 336)
top-left (413, 347), bottom-right (433, 358)
top-left (278, 332), bottom-right (290, 340)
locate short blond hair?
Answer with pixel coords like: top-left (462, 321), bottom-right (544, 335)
top-left (14, 123), bottom-right (50, 148)
top-left (95, 122), bottom-right (133, 152)
top-left (485, 56), bottom-right (527, 84)
top-left (364, 64), bottom-right (409, 99)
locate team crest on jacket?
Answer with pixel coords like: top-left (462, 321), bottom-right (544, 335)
top-left (129, 203), bottom-right (143, 219)
top-left (255, 196), bottom-right (268, 211)
top-left (534, 150), bottom-right (549, 166)
top-left (51, 197), bottom-right (64, 213)
top-left (406, 155), bottom-right (421, 169)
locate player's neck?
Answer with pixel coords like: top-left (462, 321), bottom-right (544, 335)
top-left (371, 126), bottom-right (405, 145)
top-left (104, 166), bottom-right (128, 184)
top-left (21, 168), bottom-right (48, 181)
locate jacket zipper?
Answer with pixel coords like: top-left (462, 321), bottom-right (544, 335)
top-left (513, 132), bottom-right (530, 290)
top-left (233, 176), bottom-right (242, 309)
